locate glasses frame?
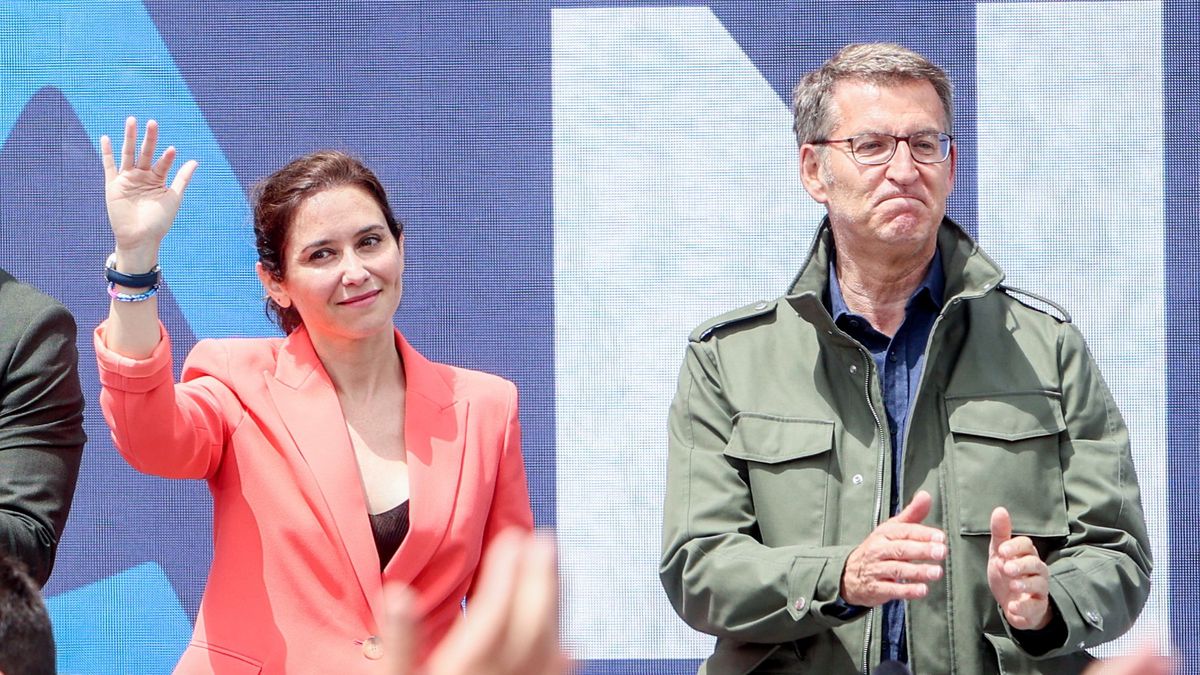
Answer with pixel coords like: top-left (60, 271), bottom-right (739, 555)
top-left (809, 132), bottom-right (955, 166)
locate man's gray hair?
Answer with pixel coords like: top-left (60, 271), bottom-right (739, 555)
top-left (791, 43), bottom-right (954, 147)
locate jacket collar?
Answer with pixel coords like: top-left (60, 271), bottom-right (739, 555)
top-left (270, 325), bottom-right (457, 410)
top-left (786, 216), bottom-right (1005, 311)
top-left (265, 325), bottom-right (468, 630)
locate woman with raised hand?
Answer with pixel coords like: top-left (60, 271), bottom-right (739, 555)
top-left (94, 118), bottom-right (534, 674)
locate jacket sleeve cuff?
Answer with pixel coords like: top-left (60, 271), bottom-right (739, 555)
top-left (94, 320), bottom-right (173, 393)
top-left (1004, 597), bottom-right (1068, 656)
top-left (1003, 567), bottom-right (1102, 659)
top-left (797, 546), bottom-right (864, 627)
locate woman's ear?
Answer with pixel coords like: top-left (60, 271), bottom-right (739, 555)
top-left (256, 262), bottom-right (291, 309)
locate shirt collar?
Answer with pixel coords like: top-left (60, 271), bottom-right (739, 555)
top-left (828, 248), bottom-right (945, 324)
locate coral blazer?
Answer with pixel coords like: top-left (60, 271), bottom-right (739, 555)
top-left (95, 323), bottom-right (533, 674)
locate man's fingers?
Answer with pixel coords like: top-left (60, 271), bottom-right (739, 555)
top-left (1009, 575), bottom-right (1049, 597)
top-left (989, 507), bottom-right (1012, 555)
top-left (997, 535), bottom-right (1037, 560)
top-left (870, 581), bottom-right (931, 601)
top-left (1002, 555), bottom-right (1047, 579)
top-left (869, 538), bottom-right (946, 563)
top-left (1005, 595), bottom-right (1048, 624)
top-left (877, 521), bottom-right (946, 545)
top-left (891, 490), bottom-right (933, 525)
top-left (876, 561), bottom-right (944, 583)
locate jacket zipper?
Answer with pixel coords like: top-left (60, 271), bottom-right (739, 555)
top-left (900, 299), bottom-right (957, 479)
top-left (896, 295), bottom-right (975, 673)
top-left (858, 347), bottom-right (886, 675)
top-left (894, 303), bottom-right (950, 673)
top-left (858, 299), bottom-right (956, 674)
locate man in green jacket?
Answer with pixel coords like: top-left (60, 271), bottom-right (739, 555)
top-left (659, 43), bottom-right (1151, 674)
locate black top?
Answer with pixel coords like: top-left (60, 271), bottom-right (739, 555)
top-left (369, 500), bottom-right (410, 571)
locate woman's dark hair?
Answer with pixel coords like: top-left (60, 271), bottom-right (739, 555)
top-left (253, 150), bottom-right (404, 334)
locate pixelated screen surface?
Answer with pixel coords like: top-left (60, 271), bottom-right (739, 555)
top-left (0, 1), bottom-right (1194, 673)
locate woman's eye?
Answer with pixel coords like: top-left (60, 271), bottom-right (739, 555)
top-left (362, 235), bottom-right (382, 247)
top-left (309, 249), bottom-right (333, 261)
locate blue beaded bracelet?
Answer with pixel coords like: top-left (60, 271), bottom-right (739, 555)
top-left (107, 281), bottom-right (159, 303)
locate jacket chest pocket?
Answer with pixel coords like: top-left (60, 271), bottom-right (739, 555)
top-left (946, 392), bottom-right (1069, 538)
top-left (723, 413), bottom-right (834, 546)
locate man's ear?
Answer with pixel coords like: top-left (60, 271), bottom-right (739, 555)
top-left (256, 262), bottom-right (291, 308)
top-left (799, 145), bottom-right (830, 204)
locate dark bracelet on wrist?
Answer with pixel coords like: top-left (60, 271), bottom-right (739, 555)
top-left (105, 253), bottom-right (161, 289)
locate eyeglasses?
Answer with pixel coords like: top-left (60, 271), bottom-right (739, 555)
top-left (810, 132), bottom-right (954, 165)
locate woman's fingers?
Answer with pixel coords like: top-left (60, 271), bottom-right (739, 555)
top-left (170, 158), bottom-right (199, 197)
top-left (137, 119), bottom-right (158, 170)
top-left (100, 135), bottom-right (116, 183)
top-left (119, 116), bottom-right (137, 173)
top-left (152, 144), bottom-right (175, 178)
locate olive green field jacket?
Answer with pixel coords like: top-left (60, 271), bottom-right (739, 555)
top-left (660, 218), bottom-right (1152, 674)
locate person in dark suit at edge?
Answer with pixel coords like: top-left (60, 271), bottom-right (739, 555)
top-left (0, 268), bottom-right (84, 587)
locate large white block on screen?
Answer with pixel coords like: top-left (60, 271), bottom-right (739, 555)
top-left (552, 6), bottom-right (823, 659)
top-left (977, 1), bottom-right (1168, 656)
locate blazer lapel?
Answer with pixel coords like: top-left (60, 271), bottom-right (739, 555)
top-left (263, 327), bottom-right (384, 622)
top-left (385, 333), bottom-right (468, 598)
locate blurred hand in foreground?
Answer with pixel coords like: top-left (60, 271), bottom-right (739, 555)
top-left (384, 529), bottom-right (571, 675)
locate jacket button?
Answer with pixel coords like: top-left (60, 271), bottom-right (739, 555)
top-left (1086, 610), bottom-right (1101, 624)
top-left (852, 474), bottom-right (864, 485)
top-left (362, 635), bottom-right (384, 660)
top-left (849, 364), bottom-right (858, 374)
top-left (794, 597), bottom-right (806, 610)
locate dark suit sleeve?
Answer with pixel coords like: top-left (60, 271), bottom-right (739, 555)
top-left (0, 303), bottom-right (85, 585)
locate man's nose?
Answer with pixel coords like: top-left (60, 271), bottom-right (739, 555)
top-left (885, 139), bottom-right (920, 183)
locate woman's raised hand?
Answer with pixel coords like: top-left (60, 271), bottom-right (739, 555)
top-left (100, 117), bottom-right (198, 257)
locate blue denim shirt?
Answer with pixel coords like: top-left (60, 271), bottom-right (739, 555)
top-left (827, 250), bottom-right (944, 665)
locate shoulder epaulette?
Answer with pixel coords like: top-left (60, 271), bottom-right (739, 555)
top-left (690, 299), bottom-right (777, 342)
top-left (998, 284), bottom-right (1072, 324)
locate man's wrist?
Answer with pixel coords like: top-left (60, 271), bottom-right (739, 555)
top-left (827, 596), bottom-right (869, 620)
top-left (1009, 599), bottom-right (1067, 657)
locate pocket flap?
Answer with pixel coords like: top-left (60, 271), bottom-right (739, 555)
top-left (724, 414), bottom-right (833, 464)
top-left (947, 392), bottom-right (1065, 442)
